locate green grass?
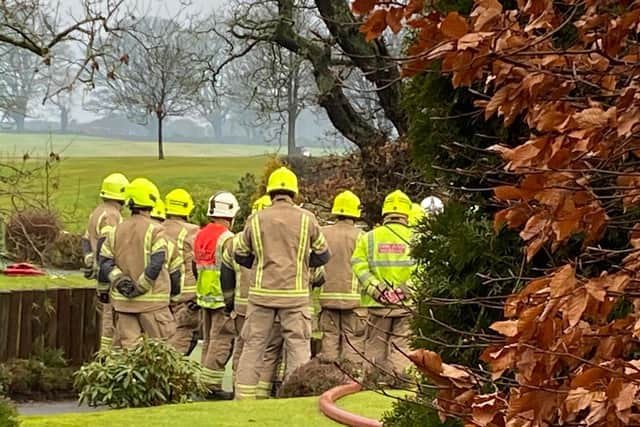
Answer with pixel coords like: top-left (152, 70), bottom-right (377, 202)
top-left (0, 132), bottom-right (328, 158)
top-left (40, 156), bottom-right (266, 232)
top-left (0, 273), bottom-right (89, 291)
top-left (20, 392), bottom-right (397, 427)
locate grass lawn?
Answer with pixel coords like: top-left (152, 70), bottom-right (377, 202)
top-left (20, 391), bottom-right (397, 427)
top-left (0, 272), bottom-right (89, 291)
top-left (37, 156), bottom-right (266, 232)
top-left (0, 133), bottom-right (304, 158)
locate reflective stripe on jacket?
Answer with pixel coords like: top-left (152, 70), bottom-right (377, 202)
top-left (221, 234), bottom-right (253, 315)
top-left (100, 214), bottom-right (170, 313)
top-left (195, 223), bottom-right (234, 309)
top-left (351, 220), bottom-right (415, 308)
top-left (163, 219), bottom-right (199, 302)
top-left (235, 197), bottom-right (330, 308)
top-left (319, 221), bottom-right (364, 310)
top-left (83, 200), bottom-right (122, 288)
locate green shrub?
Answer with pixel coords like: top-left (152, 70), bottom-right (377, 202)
top-left (191, 172), bottom-right (257, 232)
top-left (0, 364), bottom-right (9, 395)
top-left (1, 358), bottom-right (74, 400)
top-left (383, 393), bottom-right (461, 427)
top-left (0, 397), bottom-right (19, 427)
top-left (74, 338), bottom-right (207, 408)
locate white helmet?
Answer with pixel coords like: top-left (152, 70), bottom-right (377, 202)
top-left (420, 196), bottom-right (444, 215)
top-left (207, 191), bottom-right (240, 218)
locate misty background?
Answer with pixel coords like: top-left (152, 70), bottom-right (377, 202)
top-left (0, 0), bottom-right (349, 153)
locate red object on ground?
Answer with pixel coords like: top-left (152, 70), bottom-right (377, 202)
top-left (3, 263), bottom-right (46, 276)
top-left (319, 382), bottom-right (383, 427)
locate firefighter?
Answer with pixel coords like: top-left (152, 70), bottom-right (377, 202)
top-left (98, 178), bottom-right (177, 349)
top-left (233, 166), bottom-right (330, 400)
top-left (82, 172), bottom-right (129, 351)
top-left (352, 190), bottom-right (416, 374)
top-left (318, 191), bottom-right (367, 363)
top-left (195, 191), bottom-right (239, 399)
top-left (163, 189), bottom-right (200, 355)
top-left (222, 195), bottom-right (287, 399)
top-left (150, 199), bottom-right (184, 310)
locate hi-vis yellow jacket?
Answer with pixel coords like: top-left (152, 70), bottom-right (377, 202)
top-left (351, 219), bottom-right (415, 308)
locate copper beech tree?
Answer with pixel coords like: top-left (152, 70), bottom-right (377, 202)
top-left (355, 0), bottom-right (640, 426)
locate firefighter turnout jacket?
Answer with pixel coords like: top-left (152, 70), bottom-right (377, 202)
top-left (82, 200), bottom-right (123, 290)
top-left (163, 219), bottom-right (199, 303)
top-left (99, 213), bottom-right (172, 313)
top-left (319, 220), bottom-right (364, 310)
top-left (234, 195), bottom-right (330, 308)
top-left (352, 216), bottom-right (416, 308)
top-left (194, 223), bottom-right (234, 310)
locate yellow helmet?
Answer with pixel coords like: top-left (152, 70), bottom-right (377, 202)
top-left (125, 178), bottom-right (160, 209)
top-left (100, 173), bottom-right (129, 201)
top-left (331, 190), bottom-right (361, 219)
top-left (382, 190), bottom-right (412, 217)
top-left (252, 195), bottom-right (272, 214)
top-left (151, 199), bottom-right (166, 221)
top-left (409, 203), bottom-right (425, 226)
top-left (165, 188), bottom-right (194, 217)
top-left (266, 166), bottom-right (298, 196)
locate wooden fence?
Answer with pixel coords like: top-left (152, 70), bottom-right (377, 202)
top-left (0, 286), bottom-right (99, 366)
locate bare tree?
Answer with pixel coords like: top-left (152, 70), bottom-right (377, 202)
top-left (0, 46), bottom-right (45, 131)
top-left (0, 0), bottom-right (132, 98)
top-left (94, 17), bottom-right (210, 160)
top-left (226, 0), bottom-right (406, 154)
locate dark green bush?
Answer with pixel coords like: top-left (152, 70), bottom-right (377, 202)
top-left (74, 338), bottom-right (207, 408)
top-left (0, 397), bottom-right (19, 427)
top-left (191, 172), bottom-right (257, 232)
top-left (383, 393), bottom-right (461, 427)
top-left (1, 358), bottom-right (74, 400)
top-left (0, 364), bottom-right (9, 396)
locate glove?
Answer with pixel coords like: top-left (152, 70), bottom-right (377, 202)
top-left (186, 299), bottom-right (200, 311)
top-left (83, 267), bottom-right (96, 280)
top-left (224, 300), bottom-right (234, 316)
top-left (382, 289), bottom-right (401, 304)
top-left (97, 292), bottom-right (109, 304)
top-left (114, 276), bottom-right (145, 298)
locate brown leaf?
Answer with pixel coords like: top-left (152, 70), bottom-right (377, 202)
top-left (471, 393), bottom-right (503, 427)
top-left (404, 0), bottom-right (424, 17)
top-left (494, 185), bottom-right (522, 201)
top-left (562, 287), bottom-right (587, 327)
top-left (441, 12), bottom-right (469, 39)
top-left (618, 108), bottom-right (639, 137)
top-left (565, 387), bottom-right (596, 414)
top-left (408, 349), bottom-right (443, 376)
top-left (386, 7), bottom-right (404, 33)
top-left (490, 320), bottom-right (519, 337)
top-left (360, 9), bottom-right (387, 41)
top-left (352, 0), bottom-right (377, 15)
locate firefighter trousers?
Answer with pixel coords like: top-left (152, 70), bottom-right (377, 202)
top-left (235, 303), bottom-right (310, 400)
top-left (232, 314), bottom-right (285, 398)
top-left (168, 302), bottom-right (200, 355)
top-left (201, 307), bottom-right (235, 391)
top-left (365, 310), bottom-right (411, 373)
top-left (99, 301), bottom-right (120, 350)
top-left (319, 308), bottom-right (367, 363)
top-left (115, 306), bottom-right (176, 349)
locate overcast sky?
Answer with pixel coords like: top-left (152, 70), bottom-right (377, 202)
top-left (50, 0), bottom-right (229, 123)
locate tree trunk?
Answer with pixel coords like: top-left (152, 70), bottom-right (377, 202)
top-left (60, 107), bottom-right (69, 133)
top-left (157, 114), bottom-right (165, 160)
top-left (287, 51), bottom-right (299, 156)
top-left (12, 113), bottom-right (25, 132)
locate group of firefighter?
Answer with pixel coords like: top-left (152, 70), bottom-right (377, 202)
top-left (81, 166), bottom-right (444, 400)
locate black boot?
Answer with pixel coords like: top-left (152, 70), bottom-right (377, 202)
top-left (206, 390), bottom-right (235, 401)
